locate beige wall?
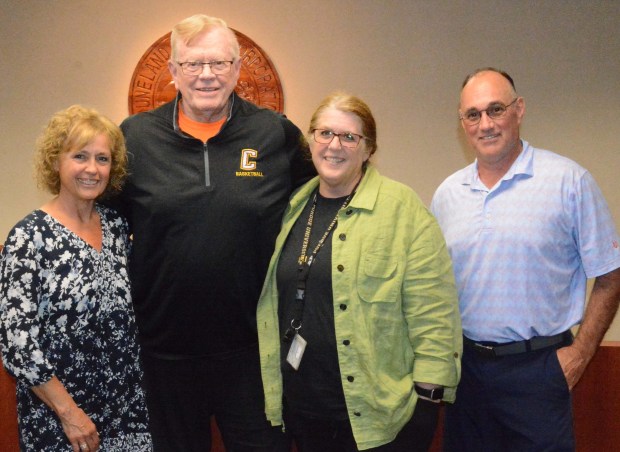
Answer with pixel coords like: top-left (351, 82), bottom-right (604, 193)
top-left (1, 0), bottom-right (619, 338)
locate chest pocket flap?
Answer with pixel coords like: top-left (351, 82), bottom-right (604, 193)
top-left (358, 254), bottom-right (399, 303)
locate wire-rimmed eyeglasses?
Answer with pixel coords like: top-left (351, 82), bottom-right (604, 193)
top-left (459, 98), bottom-right (519, 125)
top-left (176, 60), bottom-right (234, 76)
top-left (312, 129), bottom-right (366, 149)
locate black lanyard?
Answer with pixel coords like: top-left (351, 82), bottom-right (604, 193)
top-left (282, 186), bottom-right (358, 343)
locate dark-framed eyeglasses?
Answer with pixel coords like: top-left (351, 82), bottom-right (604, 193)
top-left (312, 129), bottom-right (366, 149)
top-left (176, 60), bottom-right (234, 76)
top-left (459, 98), bottom-right (519, 125)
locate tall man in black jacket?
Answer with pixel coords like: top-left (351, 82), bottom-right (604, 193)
top-left (116, 14), bottom-right (315, 451)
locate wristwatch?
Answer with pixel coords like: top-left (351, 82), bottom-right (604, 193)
top-left (414, 384), bottom-right (444, 401)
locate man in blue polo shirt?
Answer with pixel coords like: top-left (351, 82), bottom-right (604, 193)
top-left (431, 67), bottom-right (620, 451)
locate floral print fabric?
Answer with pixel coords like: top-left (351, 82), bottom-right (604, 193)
top-left (0, 205), bottom-right (152, 450)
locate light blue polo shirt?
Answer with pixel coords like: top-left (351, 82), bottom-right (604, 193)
top-left (431, 140), bottom-right (620, 343)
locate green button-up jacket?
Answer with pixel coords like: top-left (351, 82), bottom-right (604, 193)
top-left (257, 166), bottom-right (462, 450)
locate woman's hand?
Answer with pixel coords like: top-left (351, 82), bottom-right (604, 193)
top-left (31, 376), bottom-right (100, 451)
top-left (58, 405), bottom-right (100, 452)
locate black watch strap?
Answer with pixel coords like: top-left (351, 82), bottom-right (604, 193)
top-left (414, 384), bottom-right (444, 400)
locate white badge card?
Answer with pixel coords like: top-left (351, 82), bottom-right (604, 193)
top-left (286, 333), bottom-right (307, 370)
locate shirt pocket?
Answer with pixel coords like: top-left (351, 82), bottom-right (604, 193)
top-left (357, 253), bottom-right (400, 303)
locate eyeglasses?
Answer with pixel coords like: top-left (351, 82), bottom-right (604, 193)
top-left (459, 98), bottom-right (519, 125)
top-left (312, 129), bottom-right (366, 149)
top-left (176, 60), bottom-right (234, 76)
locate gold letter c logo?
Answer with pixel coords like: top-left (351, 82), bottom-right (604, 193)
top-left (240, 149), bottom-right (258, 170)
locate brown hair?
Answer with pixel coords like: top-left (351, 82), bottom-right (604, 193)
top-left (308, 92), bottom-right (378, 158)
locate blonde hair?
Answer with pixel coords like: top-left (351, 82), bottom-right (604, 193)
top-left (34, 105), bottom-right (127, 196)
top-left (170, 14), bottom-right (240, 61)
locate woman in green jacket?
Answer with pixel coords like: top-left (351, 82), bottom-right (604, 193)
top-left (257, 92), bottom-right (461, 451)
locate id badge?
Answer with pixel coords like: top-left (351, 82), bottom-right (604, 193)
top-left (286, 333), bottom-right (307, 370)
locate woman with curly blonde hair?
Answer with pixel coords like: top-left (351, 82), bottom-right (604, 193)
top-left (0, 105), bottom-right (152, 451)
top-left (34, 104), bottom-right (127, 196)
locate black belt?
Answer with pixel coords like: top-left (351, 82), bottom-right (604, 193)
top-left (464, 331), bottom-right (572, 358)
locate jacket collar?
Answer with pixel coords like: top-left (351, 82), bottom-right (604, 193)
top-left (289, 165), bottom-right (382, 213)
top-left (171, 91), bottom-right (236, 135)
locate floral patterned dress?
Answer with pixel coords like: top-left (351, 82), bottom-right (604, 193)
top-left (0, 205), bottom-right (152, 451)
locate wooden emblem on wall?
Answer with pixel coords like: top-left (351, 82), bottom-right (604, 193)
top-left (128, 30), bottom-right (284, 114)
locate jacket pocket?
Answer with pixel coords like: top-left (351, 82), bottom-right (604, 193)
top-left (357, 254), bottom-right (400, 303)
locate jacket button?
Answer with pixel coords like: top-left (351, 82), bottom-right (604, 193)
top-left (347, 376), bottom-right (354, 382)
top-left (346, 209), bottom-right (353, 216)
top-left (340, 304), bottom-right (347, 311)
top-left (337, 264), bottom-right (344, 272)
top-left (353, 411), bottom-right (361, 417)
top-left (343, 340), bottom-right (350, 346)
top-left (339, 233), bottom-right (346, 241)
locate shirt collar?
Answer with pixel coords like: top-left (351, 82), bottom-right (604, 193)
top-left (462, 140), bottom-right (534, 189)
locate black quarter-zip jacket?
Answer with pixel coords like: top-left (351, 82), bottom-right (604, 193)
top-left (116, 92), bottom-right (315, 357)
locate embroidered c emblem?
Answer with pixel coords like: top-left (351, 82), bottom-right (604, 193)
top-left (240, 149), bottom-right (258, 171)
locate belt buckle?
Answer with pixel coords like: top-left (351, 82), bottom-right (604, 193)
top-left (473, 342), bottom-right (496, 358)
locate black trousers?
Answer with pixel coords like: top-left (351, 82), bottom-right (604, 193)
top-left (284, 397), bottom-right (440, 452)
top-left (142, 344), bottom-right (290, 452)
top-left (444, 340), bottom-right (575, 452)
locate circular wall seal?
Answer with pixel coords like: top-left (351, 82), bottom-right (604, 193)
top-left (128, 30), bottom-right (284, 114)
